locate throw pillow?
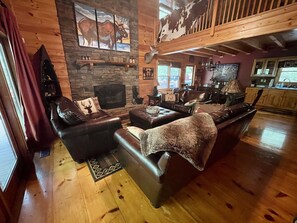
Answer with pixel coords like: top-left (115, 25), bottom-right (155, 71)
top-left (75, 97), bottom-right (101, 115)
top-left (127, 126), bottom-right (144, 140)
top-left (55, 96), bottom-right (86, 125)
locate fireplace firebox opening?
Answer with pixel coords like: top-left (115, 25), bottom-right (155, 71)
top-left (94, 84), bottom-right (126, 109)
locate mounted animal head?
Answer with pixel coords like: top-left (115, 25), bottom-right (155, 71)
top-left (144, 45), bottom-right (158, 64)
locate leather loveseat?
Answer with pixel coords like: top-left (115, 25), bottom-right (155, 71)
top-left (50, 97), bottom-right (122, 163)
top-left (114, 103), bottom-right (256, 208)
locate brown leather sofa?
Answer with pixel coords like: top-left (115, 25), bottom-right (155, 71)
top-left (50, 97), bottom-right (122, 162)
top-left (114, 103), bottom-right (256, 207)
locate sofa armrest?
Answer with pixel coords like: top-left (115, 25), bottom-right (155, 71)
top-left (59, 116), bottom-right (121, 139)
top-left (114, 129), bottom-right (166, 182)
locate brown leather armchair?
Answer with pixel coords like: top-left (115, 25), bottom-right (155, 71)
top-left (114, 103), bottom-right (256, 207)
top-left (50, 98), bottom-right (122, 163)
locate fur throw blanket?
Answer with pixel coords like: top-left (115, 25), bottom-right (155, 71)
top-left (139, 112), bottom-right (217, 171)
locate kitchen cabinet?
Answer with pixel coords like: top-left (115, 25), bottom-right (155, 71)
top-left (251, 58), bottom-right (278, 77)
top-left (245, 87), bottom-right (297, 111)
top-left (281, 91), bottom-right (297, 110)
top-left (244, 87), bottom-right (258, 104)
top-left (265, 90), bottom-right (285, 108)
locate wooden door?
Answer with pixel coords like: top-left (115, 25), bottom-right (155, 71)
top-left (265, 90), bottom-right (285, 108)
top-left (244, 87), bottom-right (258, 104)
top-left (281, 91), bottom-right (297, 110)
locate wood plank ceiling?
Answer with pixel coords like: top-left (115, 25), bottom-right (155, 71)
top-left (180, 29), bottom-right (297, 59)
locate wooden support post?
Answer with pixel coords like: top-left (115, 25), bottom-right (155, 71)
top-left (210, 0), bottom-right (219, 37)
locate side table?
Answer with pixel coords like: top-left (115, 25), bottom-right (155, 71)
top-left (147, 94), bottom-right (161, 106)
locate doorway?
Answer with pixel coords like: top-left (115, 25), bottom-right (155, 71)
top-left (0, 34), bottom-right (32, 222)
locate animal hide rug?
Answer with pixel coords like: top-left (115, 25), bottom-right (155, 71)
top-left (139, 112), bottom-right (217, 171)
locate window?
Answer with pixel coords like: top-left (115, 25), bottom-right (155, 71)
top-left (185, 65), bottom-right (195, 86)
top-left (276, 67), bottom-right (297, 84)
top-left (158, 63), bottom-right (181, 89)
top-left (0, 39), bottom-right (25, 134)
top-left (159, 0), bottom-right (180, 19)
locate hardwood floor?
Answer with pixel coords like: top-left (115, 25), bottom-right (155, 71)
top-left (18, 111), bottom-right (297, 223)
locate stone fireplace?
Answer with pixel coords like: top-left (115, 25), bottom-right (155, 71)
top-left (94, 84), bottom-right (126, 109)
top-left (56, 0), bottom-right (138, 108)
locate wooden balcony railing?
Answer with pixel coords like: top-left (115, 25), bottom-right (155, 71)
top-left (187, 0), bottom-right (297, 36)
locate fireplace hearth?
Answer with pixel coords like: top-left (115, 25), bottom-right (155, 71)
top-left (94, 84), bottom-right (126, 109)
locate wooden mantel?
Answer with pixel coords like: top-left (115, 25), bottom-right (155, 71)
top-left (158, 2), bottom-right (297, 55)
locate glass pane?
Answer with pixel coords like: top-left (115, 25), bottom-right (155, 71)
top-left (160, 0), bottom-right (172, 7)
top-left (278, 67), bottom-right (297, 83)
top-left (264, 60), bottom-right (276, 75)
top-left (0, 43), bottom-right (25, 134)
top-left (254, 61), bottom-right (264, 75)
top-left (169, 67), bottom-right (180, 89)
top-left (0, 112), bottom-right (17, 190)
top-left (185, 66), bottom-right (194, 86)
top-left (158, 65), bottom-right (169, 89)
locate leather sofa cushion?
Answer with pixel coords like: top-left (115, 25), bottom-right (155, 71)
top-left (56, 96), bottom-right (86, 125)
top-left (209, 103), bottom-right (251, 124)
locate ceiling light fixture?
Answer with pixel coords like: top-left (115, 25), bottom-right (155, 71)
top-left (201, 58), bottom-right (221, 71)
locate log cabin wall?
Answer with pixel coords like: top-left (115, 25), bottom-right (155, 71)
top-left (9, 0), bottom-right (71, 99)
top-left (137, 0), bottom-right (158, 99)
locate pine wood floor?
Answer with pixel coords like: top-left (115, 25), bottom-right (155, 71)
top-left (18, 111), bottom-right (297, 223)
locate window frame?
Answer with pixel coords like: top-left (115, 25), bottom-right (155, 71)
top-left (184, 65), bottom-right (195, 86)
top-left (0, 34), bottom-right (25, 135)
top-left (157, 62), bottom-right (181, 90)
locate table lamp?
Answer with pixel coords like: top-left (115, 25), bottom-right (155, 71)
top-left (221, 79), bottom-right (242, 106)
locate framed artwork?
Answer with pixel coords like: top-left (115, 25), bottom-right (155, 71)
top-left (74, 3), bottom-right (98, 48)
top-left (96, 10), bottom-right (116, 50)
top-left (213, 63), bottom-right (240, 82)
top-left (143, 67), bottom-right (154, 80)
top-left (115, 15), bottom-right (130, 52)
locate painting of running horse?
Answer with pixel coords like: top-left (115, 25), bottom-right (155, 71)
top-left (74, 2), bottom-right (130, 51)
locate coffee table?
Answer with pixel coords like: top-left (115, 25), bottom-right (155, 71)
top-left (129, 106), bottom-right (188, 130)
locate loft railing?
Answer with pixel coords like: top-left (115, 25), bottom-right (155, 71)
top-left (187, 0), bottom-right (297, 35)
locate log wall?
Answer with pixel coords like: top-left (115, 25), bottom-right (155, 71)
top-left (8, 0), bottom-right (71, 99)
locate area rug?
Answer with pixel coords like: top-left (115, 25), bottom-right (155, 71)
top-left (87, 150), bottom-right (122, 182)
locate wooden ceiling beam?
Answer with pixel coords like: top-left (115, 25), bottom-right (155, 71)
top-left (221, 42), bottom-right (253, 55)
top-left (204, 46), bottom-right (238, 56)
top-left (194, 48), bottom-right (225, 57)
top-left (241, 38), bottom-right (267, 52)
top-left (182, 52), bottom-right (210, 58)
top-left (269, 34), bottom-right (287, 48)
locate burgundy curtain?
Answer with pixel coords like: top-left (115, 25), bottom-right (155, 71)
top-left (0, 6), bottom-right (56, 151)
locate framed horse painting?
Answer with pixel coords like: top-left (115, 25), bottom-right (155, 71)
top-left (115, 15), bottom-right (130, 52)
top-left (74, 3), bottom-right (99, 48)
top-left (96, 10), bottom-right (116, 50)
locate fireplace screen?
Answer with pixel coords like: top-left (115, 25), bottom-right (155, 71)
top-left (94, 84), bottom-right (126, 109)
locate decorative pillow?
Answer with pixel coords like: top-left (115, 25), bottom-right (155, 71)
top-left (127, 126), bottom-right (144, 140)
top-left (75, 97), bottom-right (101, 115)
top-left (55, 97), bottom-right (86, 125)
top-left (164, 93), bottom-right (176, 102)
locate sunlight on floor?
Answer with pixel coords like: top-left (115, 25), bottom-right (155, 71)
top-left (260, 127), bottom-right (286, 149)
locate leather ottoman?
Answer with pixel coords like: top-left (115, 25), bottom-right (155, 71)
top-left (129, 106), bottom-right (188, 129)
